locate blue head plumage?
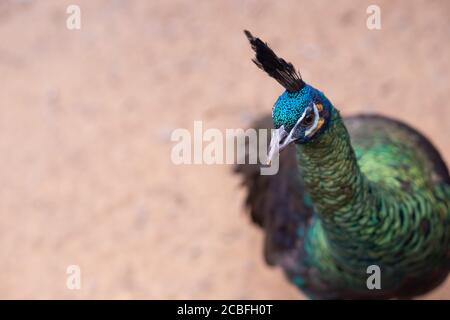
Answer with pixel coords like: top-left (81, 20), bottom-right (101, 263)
top-left (272, 84), bottom-right (333, 143)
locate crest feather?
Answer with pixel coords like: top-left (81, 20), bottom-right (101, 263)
top-left (244, 30), bottom-right (305, 92)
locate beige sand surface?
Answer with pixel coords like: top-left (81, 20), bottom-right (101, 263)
top-left (0, 0), bottom-right (449, 299)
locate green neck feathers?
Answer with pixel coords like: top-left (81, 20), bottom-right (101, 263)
top-left (297, 109), bottom-right (371, 220)
top-left (296, 108), bottom-right (384, 286)
top-left (296, 109), bottom-right (379, 250)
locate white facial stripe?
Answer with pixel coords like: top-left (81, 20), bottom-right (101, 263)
top-left (305, 103), bottom-right (320, 137)
top-left (281, 110), bottom-right (307, 148)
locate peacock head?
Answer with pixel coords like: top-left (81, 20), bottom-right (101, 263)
top-left (245, 30), bottom-right (333, 162)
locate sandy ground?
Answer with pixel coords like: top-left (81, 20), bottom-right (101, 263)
top-left (0, 0), bottom-right (449, 299)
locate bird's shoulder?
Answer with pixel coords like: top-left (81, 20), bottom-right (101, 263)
top-left (344, 114), bottom-right (450, 190)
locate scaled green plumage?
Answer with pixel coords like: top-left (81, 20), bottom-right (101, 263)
top-left (236, 31), bottom-right (450, 299)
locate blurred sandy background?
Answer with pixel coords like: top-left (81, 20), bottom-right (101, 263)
top-left (0, 0), bottom-right (449, 299)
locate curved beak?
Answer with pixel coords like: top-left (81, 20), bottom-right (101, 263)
top-left (266, 126), bottom-right (289, 165)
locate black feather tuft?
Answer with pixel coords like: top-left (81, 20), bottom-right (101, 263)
top-left (244, 30), bottom-right (305, 92)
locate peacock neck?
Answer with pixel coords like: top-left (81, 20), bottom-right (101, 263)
top-left (295, 108), bottom-right (375, 237)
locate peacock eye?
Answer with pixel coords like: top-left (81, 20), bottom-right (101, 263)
top-left (301, 112), bottom-right (314, 127)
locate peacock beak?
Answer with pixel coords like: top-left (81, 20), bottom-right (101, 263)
top-left (266, 125), bottom-right (289, 165)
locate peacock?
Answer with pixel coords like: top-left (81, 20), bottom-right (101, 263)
top-left (235, 30), bottom-right (450, 299)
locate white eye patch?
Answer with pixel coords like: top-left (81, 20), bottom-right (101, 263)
top-left (305, 103), bottom-right (320, 137)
